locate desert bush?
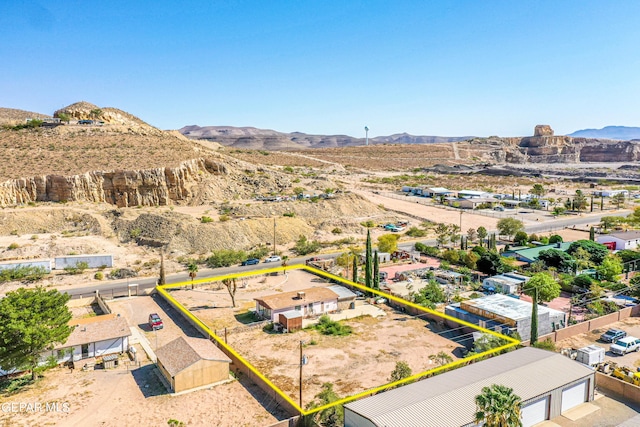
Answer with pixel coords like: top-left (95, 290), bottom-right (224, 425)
top-left (331, 228), bottom-right (342, 234)
top-left (200, 216), bottom-right (213, 223)
top-left (94, 271), bottom-right (104, 280)
top-left (405, 227), bottom-right (427, 237)
top-left (7, 242), bottom-right (19, 250)
top-left (0, 265), bottom-right (47, 283)
top-left (315, 315), bottom-right (352, 336)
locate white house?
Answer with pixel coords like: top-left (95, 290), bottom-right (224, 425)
top-left (457, 190), bottom-right (492, 199)
top-left (254, 286), bottom-right (356, 322)
top-left (597, 231), bottom-right (640, 250)
top-left (2, 314), bottom-right (131, 376)
top-left (44, 314), bottom-right (131, 363)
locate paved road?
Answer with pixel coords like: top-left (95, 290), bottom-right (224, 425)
top-left (64, 209), bottom-right (631, 299)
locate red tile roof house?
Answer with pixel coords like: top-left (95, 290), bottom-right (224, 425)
top-left (254, 285), bottom-right (356, 322)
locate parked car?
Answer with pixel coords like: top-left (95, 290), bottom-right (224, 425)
top-left (306, 257), bottom-right (322, 265)
top-left (493, 206), bottom-right (505, 211)
top-left (264, 255), bottom-right (282, 263)
top-left (610, 336), bottom-right (640, 355)
top-left (148, 313), bottom-right (163, 330)
top-left (600, 328), bottom-right (627, 343)
top-left (383, 223), bottom-right (397, 230)
top-left (241, 258), bottom-right (260, 266)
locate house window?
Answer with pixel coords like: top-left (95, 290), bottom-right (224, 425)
top-left (295, 305), bottom-right (301, 311)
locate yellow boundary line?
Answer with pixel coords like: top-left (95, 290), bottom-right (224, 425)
top-left (157, 265), bottom-right (519, 416)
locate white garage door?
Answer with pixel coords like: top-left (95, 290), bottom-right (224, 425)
top-left (561, 380), bottom-right (588, 413)
top-left (521, 396), bottom-right (549, 427)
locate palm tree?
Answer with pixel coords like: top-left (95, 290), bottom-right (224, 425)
top-left (474, 384), bottom-right (523, 427)
top-left (187, 261), bottom-right (198, 289)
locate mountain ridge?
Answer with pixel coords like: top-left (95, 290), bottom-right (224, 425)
top-left (568, 126), bottom-right (640, 140)
top-left (179, 125), bottom-right (472, 150)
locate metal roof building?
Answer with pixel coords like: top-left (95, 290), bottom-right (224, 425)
top-left (445, 294), bottom-right (566, 341)
top-left (344, 347), bottom-right (595, 427)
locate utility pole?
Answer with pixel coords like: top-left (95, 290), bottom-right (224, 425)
top-left (273, 218), bottom-right (276, 256)
top-left (299, 340), bottom-right (305, 409)
top-left (364, 126), bottom-right (369, 146)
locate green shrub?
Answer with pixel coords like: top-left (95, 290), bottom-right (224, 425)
top-left (283, 212), bottom-right (296, 217)
top-left (331, 228), bottom-right (342, 234)
top-left (201, 216), bottom-right (213, 223)
top-left (206, 249), bottom-right (247, 268)
top-left (360, 220), bottom-right (376, 228)
top-left (293, 235), bottom-right (321, 255)
top-left (315, 315), bottom-right (352, 336)
top-left (405, 227), bottom-right (427, 237)
top-left (94, 271), bottom-right (104, 280)
top-left (219, 214), bottom-right (231, 222)
top-left (129, 228), bottom-right (141, 239)
top-left (0, 265), bottom-right (47, 283)
top-left (7, 242), bottom-right (19, 250)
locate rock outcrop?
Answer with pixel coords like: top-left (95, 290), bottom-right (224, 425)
top-left (0, 158), bottom-right (227, 207)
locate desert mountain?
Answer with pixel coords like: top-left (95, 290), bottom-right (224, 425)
top-left (0, 107), bottom-right (51, 125)
top-left (569, 126), bottom-right (640, 140)
top-left (179, 125), bottom-right (470, 150)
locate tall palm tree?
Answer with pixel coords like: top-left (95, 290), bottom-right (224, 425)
top-left (187, 261), bottom-right (198, 289)
top-left (474, 384), bottom-right (523, 427)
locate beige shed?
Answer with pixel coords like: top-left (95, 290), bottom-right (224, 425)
top-left (156, 336), bottom-right (231, 393)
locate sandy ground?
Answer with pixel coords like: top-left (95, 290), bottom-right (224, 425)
top-left (0, 364), bottom-right (286, 427)
top-left (227, 308), bottom-right (459, 406)
top-left (167, 270), bottom-right (461, 406)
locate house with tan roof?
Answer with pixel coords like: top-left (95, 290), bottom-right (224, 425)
top-left (254, 285), bottom-right (356, 323)
top-left (38, 313), bottom-right (131, 365)
top-left (156, 336), bottom-right (231, 393)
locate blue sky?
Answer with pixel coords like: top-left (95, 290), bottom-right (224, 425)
top-left (1, 1), bottom-right (639, 137)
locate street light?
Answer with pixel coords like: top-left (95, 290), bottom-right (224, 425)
top-left (364, 126), bottom-right (369, 146)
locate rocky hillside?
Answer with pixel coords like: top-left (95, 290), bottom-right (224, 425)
top-left (179, 125), bottom-right (469, 150)
top-left (0, 107), bottom-right (51, 125)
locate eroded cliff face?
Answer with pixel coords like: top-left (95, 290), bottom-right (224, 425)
top-left (0, 158), bottom-right (227, 207)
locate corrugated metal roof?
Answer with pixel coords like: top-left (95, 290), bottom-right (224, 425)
top-left (327, 285), bottom-right (357, 300)
top-left (345, 347), bottom-right (594, 427)
top-left (458, 294), bottom-right (564, 322)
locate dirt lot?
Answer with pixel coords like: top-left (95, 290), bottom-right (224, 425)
top-left (0, 363), bottom-right (287, 427)
top-left (555, 317), bottom-right (640, 369)
top-left (0, 295), bottom-right (290, 427)
top-left (170, 270), bottom-right (461, 407)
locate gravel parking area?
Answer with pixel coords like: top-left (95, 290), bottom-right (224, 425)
top-left (555, 316), bottom-right (640, 368)
top-left (108, 294), bottom-right (203, 351)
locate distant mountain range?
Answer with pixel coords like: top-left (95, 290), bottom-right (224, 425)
top-left (179, 125), bottom-right (472, 150)
top-left (568, 126), bottom-right (640, 140)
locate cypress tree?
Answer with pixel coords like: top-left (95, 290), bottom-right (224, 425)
top-left (373, 250), bottom-right (380, 290)
top-left (530, 287), bottom-right (539, 344)
top-left (158, 249), bottom-right (166, 285)
top-left (352, 256), bottom-right (358, 283)
top-left (365, 229), bottom-right (373, 289)
top-left (589, 226), bottom-right (595, 241)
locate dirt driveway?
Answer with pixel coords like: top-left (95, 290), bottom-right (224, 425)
top-left (555, 316), bottom-right (640, 368)
top-left (108, 294), bottom-right (202, 351)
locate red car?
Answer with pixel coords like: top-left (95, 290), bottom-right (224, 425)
top-left (148, 313), bottom-right (163, 330)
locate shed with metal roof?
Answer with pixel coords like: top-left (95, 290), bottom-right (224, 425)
top-left (344, 347), bottom-right (595, 427)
